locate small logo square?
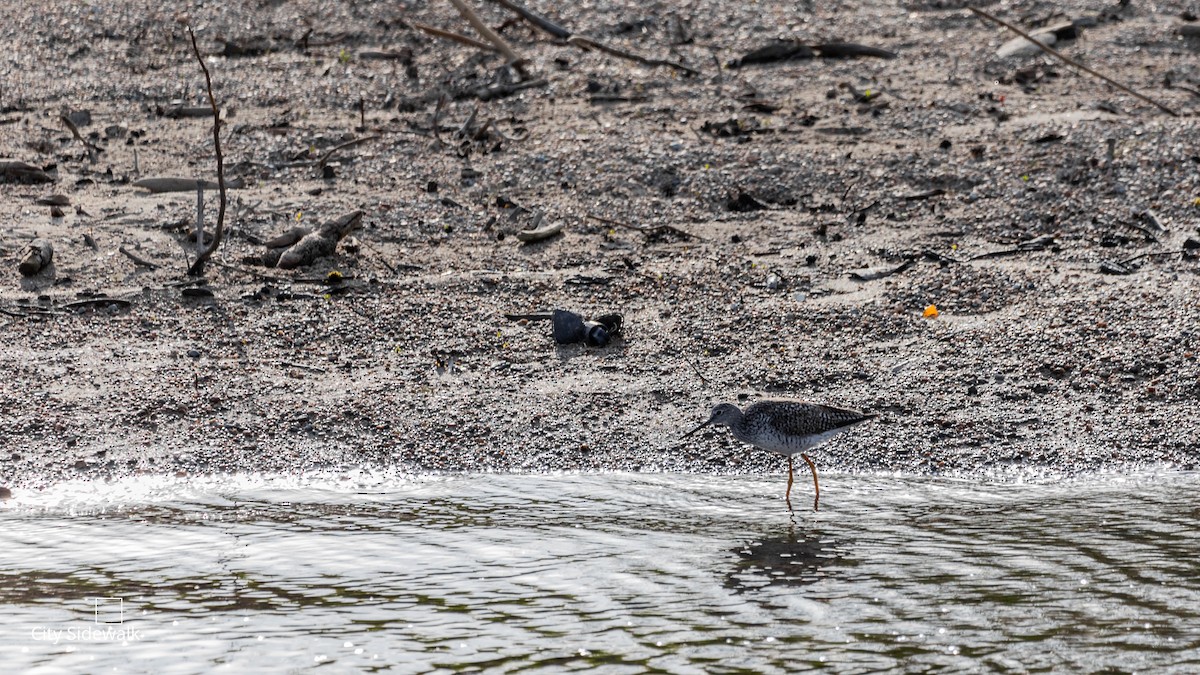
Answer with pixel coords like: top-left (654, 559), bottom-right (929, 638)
top-left (90, 597), bottom-right (123, 624)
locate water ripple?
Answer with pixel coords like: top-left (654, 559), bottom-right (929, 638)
top-left (2, 472), bottom-right (1199, 673)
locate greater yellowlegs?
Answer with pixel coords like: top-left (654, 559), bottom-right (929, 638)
top-left (684, 400), bottom-right (876, 511)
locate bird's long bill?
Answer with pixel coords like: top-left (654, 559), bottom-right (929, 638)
top-left (681, 415), bottom-right (717, 440)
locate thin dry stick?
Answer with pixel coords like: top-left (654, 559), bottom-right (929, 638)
top-left (486, 0), bottom-right (570, 39)
top-left (211, 260), bottom-right (291, 283)
top-left (431, 93), bottom-right (448, 148)
top-left (969, 7), bottom-right (1178, 117)
top-left (586, 213), bottom-right (699, 240)
top-left (446, 0), bottom-right (526, 66)
top-left (60, 113), bottom-right (103, 161)
top-left (568, 35), bottom-right (700, 76)
top-left (119, 245), bottom-right (161, 269)
top-left (196, 185), bottom-right (206, 243)
top-left (186, 25), bottom-right (227, 277)
top-left (317, 135), bottom-right (380, 168)
top-left (1121, 248), bottom-right (1194, 265)
top-left (407, 19), bottom-right (498, 53)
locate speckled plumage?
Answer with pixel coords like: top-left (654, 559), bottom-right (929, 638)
top-left (685, 399), bottom-right (876, 510)
top-left (722, 401), bottom-right (875, 456)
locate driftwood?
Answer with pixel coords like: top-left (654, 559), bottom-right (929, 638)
top-left (259, 211), bottom-right (364, 269)
top-left (729, 41), bottom-right (896, 68)
top-left (18, 239), bottom-right (54, 276)
top-left (158, 102), bottom-right (215, 118)
top-left (0, 159), bottom-right (53, 184)
top-left (132, 176), bottom-right (245, 193)
top-left (515, 213), bottom-right (563, 243)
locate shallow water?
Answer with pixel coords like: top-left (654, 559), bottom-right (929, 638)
top-left (2, 471), bottom-right (1199, 673)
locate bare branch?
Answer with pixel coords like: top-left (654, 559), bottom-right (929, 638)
top-left (185, 25), bottom-right (228, 277)
top-left (969, 7), bottom-right (1178, 117)
top-left (446, 0), bottom-right (526, 66)
top-left (407, 18), bottom-right (499, 54)
top-left (568, 35), bottom-right (700, 76)
top-left (486, 0), bottom-right (571, 39)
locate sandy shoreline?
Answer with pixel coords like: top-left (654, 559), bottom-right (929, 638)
top-left (2, 0), bottom-right (1198, 490)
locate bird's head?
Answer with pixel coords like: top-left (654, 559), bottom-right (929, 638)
top-left (682, 403), bottom-right (742, 438)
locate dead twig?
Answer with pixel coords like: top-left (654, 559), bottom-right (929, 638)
top-left (586, 213), bottom-right (700, 240)
top-left (966, 235), bottom-right (1057, 261)
top-left (1120, 249), bottom-right (1193, 265)
top-left (211, 260), bottom-right (292, 282)
top-left (283, 361), bottom-right (328, 374)
top-left (63, 298), bottom-right (132, 311)
top-left (119, 246), bottom-right (161, 269)
top-left (318, 135), bottom-right (380, 168)
top-left (568, 35), bottom-right (700, 76)
top-left (407, 19), bottom-right (498, 54)
top-left (356, 238), bottom-right (398, 274)
top-left (476, 78), bottom-right (548, 101)
top-left (901, 188), bottom-right (946, 201)
top-left (432, 94), bottom-right (448, 148)
top-left (486, 0), bottom-right (571, 39)
top-left (968, 7), bottom-right (1178, 117)
top-left (60, 113), bottom-right (104, 161)
top-left (446, 0), bottom-right (527, 69)
top-left (185, 25), bottom-right (228, 277)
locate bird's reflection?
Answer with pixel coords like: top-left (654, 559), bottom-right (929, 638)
top-left (722, 519), bottom-right (846, 592)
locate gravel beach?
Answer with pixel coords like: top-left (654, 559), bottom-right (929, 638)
top-left (2, 0), bottom-right (1198, 490)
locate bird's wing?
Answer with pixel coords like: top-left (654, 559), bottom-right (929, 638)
top-left (762, 402), bottom-right (872, 437)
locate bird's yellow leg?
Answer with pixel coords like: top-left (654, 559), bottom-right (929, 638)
top-left (786, 455), bottom-right (794, 501)
top-left (801, 453), bottom-right (820, 512)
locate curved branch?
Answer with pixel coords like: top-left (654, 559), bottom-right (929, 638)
top-left (186, 25), bottom-right (228, 277)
